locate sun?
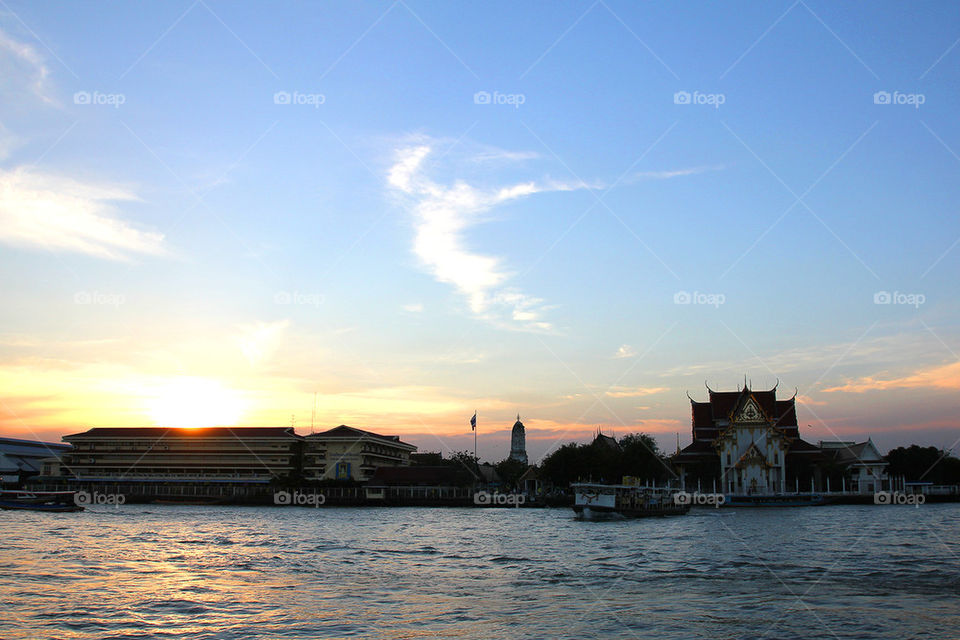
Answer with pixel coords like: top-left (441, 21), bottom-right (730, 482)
top-left (144, 377), bottom-right (247, 429)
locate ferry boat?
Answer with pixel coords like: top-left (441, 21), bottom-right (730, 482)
top-left (0, 490), bottom-right (85, 512)
top-left (572, 482), bottom-right (690, 520)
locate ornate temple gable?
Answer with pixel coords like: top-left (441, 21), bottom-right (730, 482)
top-left (713, 419), bottom-right (792, 453)
top-left (731, 394), bottom-right (771, 425)
top-left (681, 382), bottom-right (804, 456)
top-left (735, 442), bottom-right (773, 469)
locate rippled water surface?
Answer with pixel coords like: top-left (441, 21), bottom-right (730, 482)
top-left (2, 504), bottom-right (959, 639)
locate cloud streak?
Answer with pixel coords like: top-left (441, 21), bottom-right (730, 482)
top-left (0, 27), bottom-right (54, 104)
top-left (632, 165), bottom-right (723, 181)
top-left (822, 361), bottom-right (960, 393)
top-left (605, 386), bottom-right (669, 398)
top-left (0, 168), bottom-right (165, 260)
top-left (388, 142), bottom-right (589, 331)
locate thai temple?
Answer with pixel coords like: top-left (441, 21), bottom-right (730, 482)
top-left (509, 415), bottom-right (528, 465)
top-left (673, 381), bottom-right (823, 493)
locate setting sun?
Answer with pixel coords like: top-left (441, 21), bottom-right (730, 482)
top-left (143, 377), bottom-right (247, 429)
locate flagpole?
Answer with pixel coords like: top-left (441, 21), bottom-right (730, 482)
top-left (473, 410), bottom-right (477, 463)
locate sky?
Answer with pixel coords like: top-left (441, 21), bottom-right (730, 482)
top-left (0, 1), bottom-right (958, 463)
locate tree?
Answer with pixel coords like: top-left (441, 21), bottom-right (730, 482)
top-left (495, 458), bottom-right (528, 489)
top-left (618, 433), bottom-right (670, 482)
top-left (446, 450), bottom-right (481, 480)
top-left (886, 445), bottom-right (960, 484)
top-left (538, 432), bottom-right (674, 489)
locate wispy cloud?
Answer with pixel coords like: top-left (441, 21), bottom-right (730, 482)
top-left (632, 165), bottom-right (723, 182)
top-left (613, 344), bottom-right (636, 359)
top-left (822, 361), bottom-right (960, 393)
top-left (403, 302), bottom-right (424, 313)
top-left (0, 168), bottom-right (166, 260)
top-left (388, 141), bottom-right (591, 331)
top-left (605, 386), bottom-right (669, 398)
top-left (0, 27), bottom-right (54, 104)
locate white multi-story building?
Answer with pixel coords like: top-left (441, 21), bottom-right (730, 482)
top-left (303, 425), bottom-right (416, 482)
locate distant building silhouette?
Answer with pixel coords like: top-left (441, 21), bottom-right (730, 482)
top-left (591, 429), bottom-right (620, 450)
top-left (509, 415), bottom-right (528, 464)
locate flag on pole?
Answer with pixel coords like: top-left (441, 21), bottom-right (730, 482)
top-left (470, 411), bottom-right (477, 431)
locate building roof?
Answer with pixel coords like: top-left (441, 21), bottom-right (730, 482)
top-left (0, 437), bottom-right (71, 456)
top-left (0, 438), bottom-right (72, 476)
top-left (308, 425), bottom-right (416, 450)
top-left (672, 439), bottom-right (717, 464)
top-left (820, 439), bottom-right (885, 464)
top-left (518, 465), bottom-right (539, 482)
top-left (64, 427), bottom-right (300, 440)
top-left (689, 385), bottom-right (800, 440)
top-left (787, 438), bottom-right (822, 454)
top-left (592, 432), bottom-right (620, 450)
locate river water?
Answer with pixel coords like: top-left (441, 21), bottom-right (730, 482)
top-left (2, 504), bottom-right (958, 639)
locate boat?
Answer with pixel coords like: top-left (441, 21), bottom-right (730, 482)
top-left (0, 490), bottom-right (85, 512)
top-left (572, 482), bottom-right (690, 520)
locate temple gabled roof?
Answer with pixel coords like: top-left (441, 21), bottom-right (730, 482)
top-left (592, 432), bottom-right (620, 450)
top-left (689, 384), bottom-right (799, 440)
top-left (673, 439), bottom-right (715, 462)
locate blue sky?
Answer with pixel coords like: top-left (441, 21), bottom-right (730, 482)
top-left (1, 1), bottom-right (958, 462)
